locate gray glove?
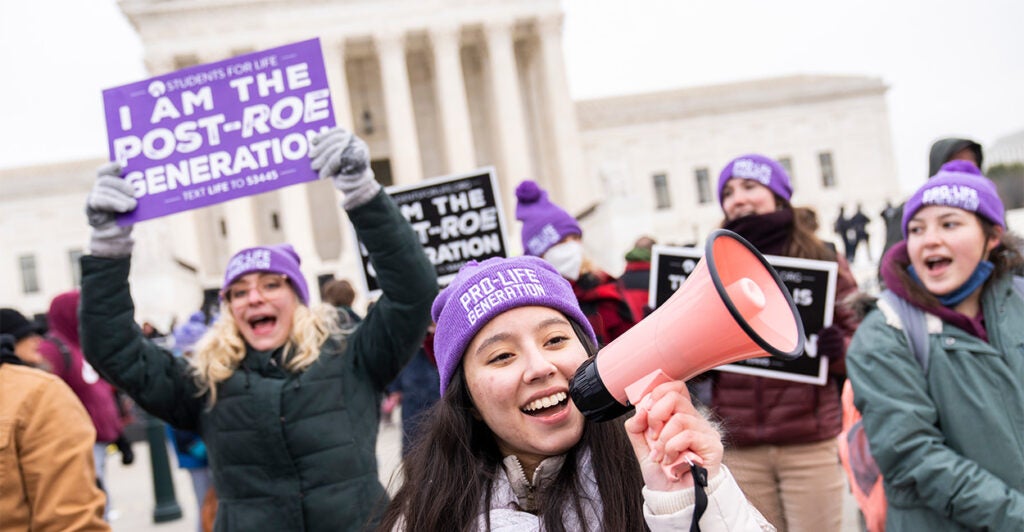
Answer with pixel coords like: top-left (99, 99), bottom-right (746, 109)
top-left (85, 162), bottom-right (137, 258)
top-left (309, 127), bottom-right (381, 210)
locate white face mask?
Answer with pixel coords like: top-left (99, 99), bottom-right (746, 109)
top-left (543, 240), bottom-right (584, 281)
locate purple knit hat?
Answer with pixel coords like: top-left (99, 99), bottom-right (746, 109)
top-left (515, 180), bottom-right (582, 257)
top-left (717, 154), bottom-right (793, 206)
top-left (902, 160), bottom-right (1005, 237)
top-left (431, 256), bottom-right (598, 394)
top-left (222, 243), bottom-right (310, 305)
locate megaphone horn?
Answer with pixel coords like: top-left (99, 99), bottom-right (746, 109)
top-left (570, 229), bottom-right (805, 422)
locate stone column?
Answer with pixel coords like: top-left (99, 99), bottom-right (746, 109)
top-left (429, 23), bottom-right (476, 173)
top-left (483, 20), bottom-right (531, 213)
top-left (272, 37), bottom-right (352, 288)
top-left (222, 195), bottom-right (260, 252)
top-left (536, 14), bottom-right (588, 209)
top-left (321, 37), bottom-right (353, 129)
top-left (376, 29), bottom-right (423, 185)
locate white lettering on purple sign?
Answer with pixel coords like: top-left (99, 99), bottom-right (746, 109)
top-left (121, 128), bottom-right (327, 198)
top-left (458, 268), bottom-right (546, 325)
top-left (102, 39), bottom-right (336, 225)
top-left (111, 61), bottom-right (331, 201)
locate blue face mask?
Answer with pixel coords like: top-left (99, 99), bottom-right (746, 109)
top-left (908, 260), bottom-right (995, 307)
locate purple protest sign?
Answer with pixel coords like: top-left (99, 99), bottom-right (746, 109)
top-left (102, 38), bottom-right (335, 224)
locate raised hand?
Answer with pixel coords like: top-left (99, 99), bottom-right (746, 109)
top-left (623, 380), bottom-right (723, 491)
top-left (308, 127), bottom-right (381, 209)
top-left (85, 162), bottom-right (137, 257)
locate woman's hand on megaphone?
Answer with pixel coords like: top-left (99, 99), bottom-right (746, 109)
top-left (623, 381), bottom-right (723, 491)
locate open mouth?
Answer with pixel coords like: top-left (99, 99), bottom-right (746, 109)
top-left (924, 256), bottom-right (951, 271)
top-left (521, 392), bottom-right (569, 417)
top-left (248, 315), bottom-right (278, 334)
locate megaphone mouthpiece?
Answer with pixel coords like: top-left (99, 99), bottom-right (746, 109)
top-left (725, 278), bottom-right (766, 316)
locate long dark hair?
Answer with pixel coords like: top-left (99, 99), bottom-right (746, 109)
top-left (788, 204), bottom-right (839, 261)
top-left (377, 321), bottom-right (647, 531)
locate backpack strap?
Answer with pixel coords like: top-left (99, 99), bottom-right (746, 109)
top-left (877, 290), bottom-right (930, 372)
top-left (43, 333), bottom-right (73, 374)
top-left (877, 275), bottom-right (1022, 372)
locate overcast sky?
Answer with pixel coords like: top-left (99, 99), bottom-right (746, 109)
top-left (2, 0), bottom-right (1022, 192)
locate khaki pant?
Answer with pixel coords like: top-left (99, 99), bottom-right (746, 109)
top-left (724, 439), bottom-right (844, 532)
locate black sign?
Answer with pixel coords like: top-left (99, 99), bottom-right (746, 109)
top-left (650, 245), bottom-right (837, 385)
top-left (358, 168), bottom-right (509, 293)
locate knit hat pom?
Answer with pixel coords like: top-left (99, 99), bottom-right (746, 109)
top-left (516, 180), bottom-right (543, 203)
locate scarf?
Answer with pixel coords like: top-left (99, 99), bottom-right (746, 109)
top-left (722, 209), bottom-right (793, 256)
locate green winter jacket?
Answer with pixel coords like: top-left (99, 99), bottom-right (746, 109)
top-left (847, 274), bottom-right (1024, 531)
top-left (79, 191), bottom-right (437, 531)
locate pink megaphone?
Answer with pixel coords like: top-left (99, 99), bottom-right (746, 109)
top-left (570, 229), bottom-right (804, 419)
top-left (569, 229), bottom-right (804, 478)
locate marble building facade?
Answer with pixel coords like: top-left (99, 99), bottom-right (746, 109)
top-left (1, 0), bottom-right (908, 324)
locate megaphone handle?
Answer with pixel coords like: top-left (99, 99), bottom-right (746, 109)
top-left (651, 437), bottom-right (704, 482)
top-left (638, 406), bottom-right (705, 481)
top-left (628, 370), bottom-right (706, 482)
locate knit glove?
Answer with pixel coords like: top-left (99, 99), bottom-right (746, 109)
top-left (815, 325), bottom-right (846, 360)
top-left (308, 127), bottom-right (381, 210)
top-left (85, 162), bottom-right (137, 258)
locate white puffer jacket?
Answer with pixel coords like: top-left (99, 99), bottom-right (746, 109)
top-left (481, 450), bottom-right (774, 531)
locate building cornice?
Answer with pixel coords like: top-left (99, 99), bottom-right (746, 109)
top-left (576, 75), bottom-right (889, 131)
top-left (118, 0), bottom-right (562, 65)
top-left (0, 159), bottom-right (104, 200)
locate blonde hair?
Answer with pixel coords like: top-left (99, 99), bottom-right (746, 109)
top-left (189, 302), bottom-right (343, 406)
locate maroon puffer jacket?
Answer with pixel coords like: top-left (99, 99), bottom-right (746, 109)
top-left (38, 290), bottom-right (123, 443)
top-left (713, 253), bottom-right (859, 446)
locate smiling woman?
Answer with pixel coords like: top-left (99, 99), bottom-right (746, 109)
top-left (848, 161), bottom-right (1024, 530)
top-left (378, 255), bottom-right (773, 531)
top-left (76, 127), bottom-right (438, 531)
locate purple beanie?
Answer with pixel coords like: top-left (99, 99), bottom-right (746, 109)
top-left (902, 160), bottom-right (1005, 237)
top-left (431, 256), bottom-right (598, 394)
top-left (173, 311), bottom-right (209, 352)
top-left (515, 180), bottom-right (582, 257)
top-left (717, 154), bottom-right (793, 206)
top-left (222, 243), bottom-right (310, 305)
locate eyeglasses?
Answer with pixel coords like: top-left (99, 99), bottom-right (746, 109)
top-left (224, 274), bottom-right (290, 305)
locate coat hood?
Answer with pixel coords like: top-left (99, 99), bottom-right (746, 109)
top-left (928, 138), bottom-right (982, 177)
top-left (47, 290), bottom-right (80, 346)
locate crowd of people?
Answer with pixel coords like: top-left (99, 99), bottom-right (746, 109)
top-left (2, 126), bottom-right (1020, 532)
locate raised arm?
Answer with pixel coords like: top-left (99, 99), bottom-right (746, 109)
top-left (79, 163), bottom-right (203, 429)
top-left (309, 128), bottom-right (438, 389)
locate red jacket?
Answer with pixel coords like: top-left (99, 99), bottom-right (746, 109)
top-left (619, 260), bottom-right (652, 320)
top-left (572, 270), bottom-right (637, 347)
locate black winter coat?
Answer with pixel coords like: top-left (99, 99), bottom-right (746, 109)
top-left (80, 191), bottom-right (437, 531)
